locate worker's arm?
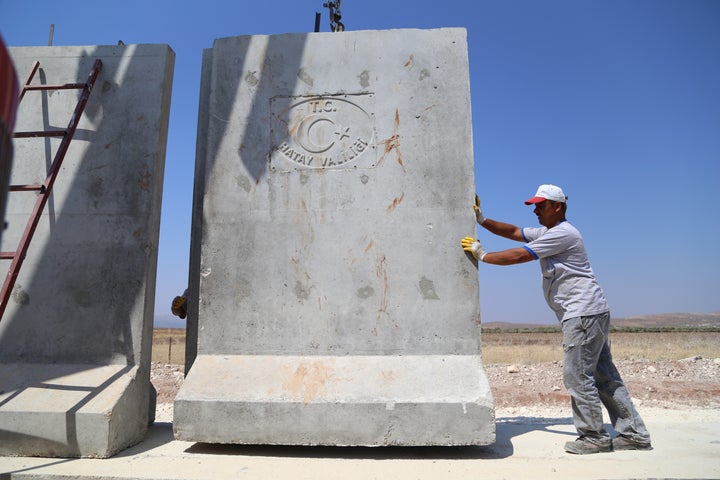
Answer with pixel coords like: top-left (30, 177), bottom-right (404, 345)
top-left (461, 238), bottom-right (535, 265)
top-left (482, 247), bottom-right (535, 265)
top-left (474, 195), bottom-right (524, 242)
top-left (480, 218), bottom-right (524, 242)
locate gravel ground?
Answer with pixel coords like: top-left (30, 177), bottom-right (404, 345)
top-left (486, 356), bottom-right (720, 409)
top-left (151, 356), bottom-right (720, 423)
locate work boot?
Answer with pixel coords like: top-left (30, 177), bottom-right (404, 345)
top-left (612, 435), bottom-right (653, 451)
top-left (564, 437), bottom-right (612, 455)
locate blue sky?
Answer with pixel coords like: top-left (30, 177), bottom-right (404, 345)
top-left (1, 0), bottom-right (719, 325)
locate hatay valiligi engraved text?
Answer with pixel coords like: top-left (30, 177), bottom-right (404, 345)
top-left (271, 95), bottom-right (376, 171)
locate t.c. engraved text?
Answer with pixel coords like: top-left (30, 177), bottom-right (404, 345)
top-left (272, 95), bottom-right (375, 170)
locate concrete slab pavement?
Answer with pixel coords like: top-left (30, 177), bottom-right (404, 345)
top-left (0, 407), bottom-right (718, 479)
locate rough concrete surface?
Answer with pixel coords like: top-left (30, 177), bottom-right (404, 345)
top-left (178, 27), bottom-right (492, 446)
top-left (1, 44), bottom-right (174, 458)
top-left (174, 354), bottom-right (493, 446)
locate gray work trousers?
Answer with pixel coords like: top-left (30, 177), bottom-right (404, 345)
top-left (561, 312), bottom-right (651, 444)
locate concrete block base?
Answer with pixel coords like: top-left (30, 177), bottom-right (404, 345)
top-left (0, 364), bottom-right (152, 458)
top-left (173, 355), bottom-right (494, 446)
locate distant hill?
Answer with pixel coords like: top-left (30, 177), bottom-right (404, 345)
top-left (482, 312), bottom-right (720, 331)
top-left (154, 314), bottom-right (187, 329)
top-left (610, 312), bottom-right (720, 329)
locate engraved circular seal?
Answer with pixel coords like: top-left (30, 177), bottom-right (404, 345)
top-left (274, 95), bottom-right (375, 169)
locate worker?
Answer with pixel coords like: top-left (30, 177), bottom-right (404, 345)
top-left (461, 185), bottom-right (652, 454)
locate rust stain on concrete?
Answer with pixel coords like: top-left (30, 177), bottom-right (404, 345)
top-left (403, 54), bottom-right (414, 69)
top-left (382, 370), bottom-right (398, 381)
top-left (282, 361), bottom-right (335, 404)
top-left (386, 192), bottom-right (405, 212)
top-left (377, 109), bottom-right (404, 172)
top-left (364, 239), bottom-right (375, 253)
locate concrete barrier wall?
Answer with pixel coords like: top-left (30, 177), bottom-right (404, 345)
top-left (175, 28), bottom-right (494, 446)
top-left (0, 44), bottom-right (174, 458)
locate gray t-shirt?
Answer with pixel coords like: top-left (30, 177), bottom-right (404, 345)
top-left (522, 221), bottom-right (609, 322)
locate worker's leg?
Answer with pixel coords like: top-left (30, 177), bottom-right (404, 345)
top-left (562, 314), bottom-right (611, 446)
top-left (594, 316), bottom-right (651, 445)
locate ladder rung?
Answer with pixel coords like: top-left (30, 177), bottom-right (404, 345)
top-left (13, 130), bottom-right (67, 138)
top-left (9, 184), bottom-right (45, 192)
top-left (1, 58), bottom-right (103, 322)
top-left (25, 83), bottom-right (87, 91)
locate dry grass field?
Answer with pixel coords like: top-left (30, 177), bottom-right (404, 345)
top-left (152, 328), bottom-right (720, 366)
top-left (152, 328), bottom-right (187, 364)
top-left (481, 331), bottom-right (720, 364)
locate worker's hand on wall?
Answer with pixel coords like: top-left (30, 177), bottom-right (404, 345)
top-left (461, 236), bottom-right (487, 262)
top-left (474, 194), bottom-right (486, 225)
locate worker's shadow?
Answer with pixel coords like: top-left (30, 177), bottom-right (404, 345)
top-left (182, 416), bottom-right (576, 460)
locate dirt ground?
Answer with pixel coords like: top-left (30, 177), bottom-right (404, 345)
top-left (484, 356), bottom-right (720, 410)
top-left (152, 362), bottom-right (186, 405)
top-left (150, 356), bottom-right (720, 421)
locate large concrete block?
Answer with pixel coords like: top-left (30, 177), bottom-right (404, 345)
top-left (0, 364), bottom-right (146, 457)
top-left (175, 28), bottom-right (494, 446)
top-left (0, 44), bottom-right (174, 457)
top-left (176, 355), bottom-right (493, 446)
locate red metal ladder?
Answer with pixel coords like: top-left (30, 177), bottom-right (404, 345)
top-left (0, 58), bottom-right (103, 320)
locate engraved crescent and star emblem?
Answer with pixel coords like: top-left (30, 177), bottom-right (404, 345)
top-left (273, 96), bottom-right (374, 170)
top-left (295, 115), bottom-right (350, 154)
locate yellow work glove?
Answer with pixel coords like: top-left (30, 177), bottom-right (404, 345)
top-left (461, 236), bottom-right (487, 262)
top-left (474, 194), bottom-right (486, 225)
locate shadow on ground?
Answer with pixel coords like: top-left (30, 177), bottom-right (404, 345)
top-left (172, 417), bottom-right (576, 460)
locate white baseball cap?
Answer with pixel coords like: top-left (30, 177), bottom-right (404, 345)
top-left (524, 184), bottom-right (567, 205)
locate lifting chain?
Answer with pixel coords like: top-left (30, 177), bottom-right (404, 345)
top-left (323, 0), bottom-right (345, 32)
